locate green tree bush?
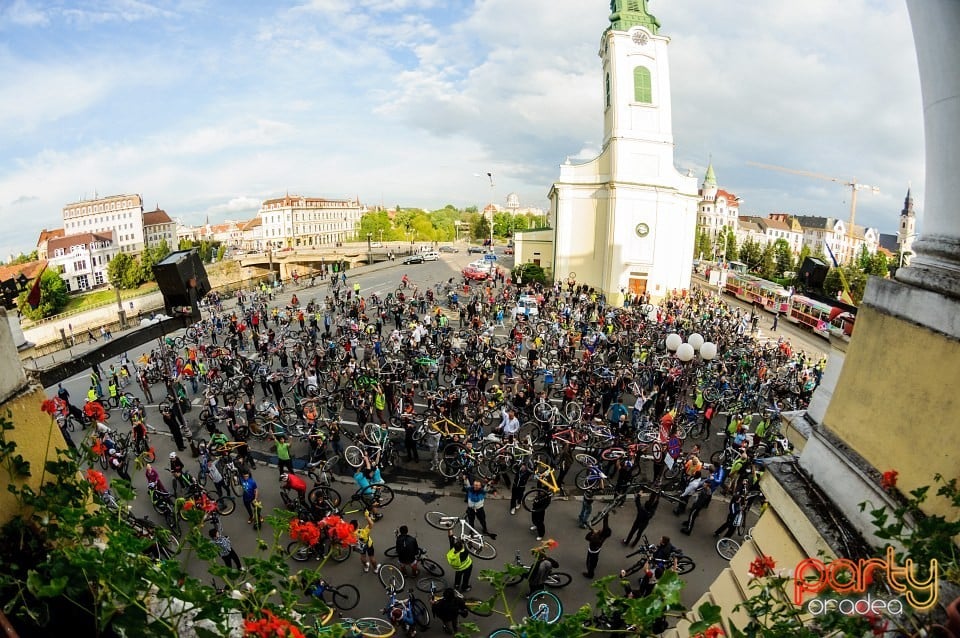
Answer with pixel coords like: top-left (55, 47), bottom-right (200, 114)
top-left (16, 269), bottom-right (68, 320)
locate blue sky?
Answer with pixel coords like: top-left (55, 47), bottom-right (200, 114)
top-left (0, 0), bottom-right (923, 259)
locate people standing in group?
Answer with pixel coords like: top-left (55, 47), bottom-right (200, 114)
top-left (681, 480), bottom-right (714, 535)
top-left (352, 510), bottom-right (380, 574)
top-left (529, 491), bottom-right (551, 541)
top-left (394, 525), bottom-right (421, 578)
top-left (240, 468), bottom-right (262, 526)
top-left (623, 490), bottom-right (660, 548)
top-left (210, 528), bottom-right (243, 570)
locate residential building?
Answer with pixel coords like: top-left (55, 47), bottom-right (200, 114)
top-left (45, 232), bottom-right (118, 292)
top-left (765, 213), bottom-right (805, 253)
top-left (258, 195), bottom-right (363, 249)
top-left (239, 217), bottom-right (263, 251)
top-left (61, 194), bottom-right (145, 254)
top-left (697, 163), bottom-right (740, 245)
top-left (142, 208), bottom-right (176, 250)
top-left (546, 1), bottom-right (698, 304)
top-left (793, 215), bottom-right (879, 264)
top-left (36, 228), bottom-right (64, 260)
top-left (734, 217), bottom-right (767, 248)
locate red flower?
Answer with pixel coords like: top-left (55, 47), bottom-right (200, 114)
top-left (91, 440), bottom-right (107, 457)
top-left (182, 500), bottom-right (195, 511)
top-left (199, 493), bottom-right (218, 513)
top-left (289, 520), bottom-right (322, 547)
top-left (244, 609), bottom-right (306, 638)
top-left (41, 399), bottom-right (58, 415)
top-left (84, 401), bottom-right (107, 422)
top-left (693, 627), bottom-right (725, 638)
top-left (881, 470), bottom-right (898, 491)
top-left (86, 469), bottom-right (109, 494)
top-left (546, 539), bottom-right (559, 549)
top-left (748, 555), bottom-right (776, 578)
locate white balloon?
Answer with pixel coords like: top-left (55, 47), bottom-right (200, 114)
top-left (700, 342), bottom-right (718, 360)
top-left (688, 333), bottom-right (704, 351)
top-left (676, 343), bottom-right (695, 362)
top-left (665, 333), bottom-right (682, 352)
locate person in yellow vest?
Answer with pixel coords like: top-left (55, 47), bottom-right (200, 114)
top-left (446, 528), bottom-right (473, 593)
top-left (352, 510), bottom-right (380, 574)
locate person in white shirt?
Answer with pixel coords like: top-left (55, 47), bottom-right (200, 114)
top-left (496, 408), bottom-right (521, 439)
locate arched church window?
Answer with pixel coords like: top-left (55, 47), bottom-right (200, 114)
top-left (605, 73), bottom-right (611, 108)
top-left (633, 66), bottom-right (652, 103)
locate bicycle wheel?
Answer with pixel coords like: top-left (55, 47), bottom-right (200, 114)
top-left (344, 446), bottom-right (364, 468)
top-left (309, 486), bottom-right (343, 509)
top-left (411, 598), bottom-right (430, 630)
top-left (287, 541), bottom-right (314, 562)
top-left (331, 583), bottom-right (360, 611)
top-left (328, 542), bottom-right (352, 563)
top-left (563, 402), bottom-right (582, 423)
top-left (488, 630), bottom-right (518, 638)
top-left (464, 535), bottom-right (496, 560)
top-left (522, 488), bottom-right (550, 513)
top-left (527, 590), bottom-right (562, 623)
top-left (575, 468), bottom-right (603, 491)
top-left (424, 511), bottom-right (456, 530)
top-left (544, 571), bottom-right (573, 589)
top-left (533, 402), bottom-right (554, 423)
top-left (574, 453), bottom-right (596, 467)
top-left (360, 484), bottom-right (394, 509)
top-left (215, 496), bottom-right (236, 516)
top-left (675, 556), bottom-right (695, 575)
top-left (347, 617), bottom-right (396, 638)
top-left (248, 420), bottom-right (267, 439)
top-left (383, 546), bottom-right (399, 558)
top-left (420, 558), bottom-right (444, 578)
top-left (378, 564), bottom-right (404, 591)
top-left (716, 537), bottom-right (740, 561)
top-left (416, 576), bottom-right (447, 594)
top-left (599, 447), bottom-right (625, 462)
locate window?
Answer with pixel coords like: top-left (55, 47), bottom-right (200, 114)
top-left (605, 72), bottom-right (611, 108)
top-left (633, 66), bottom-right (652, 103)
top-left (76, 274), bottom-right (89, 290)
top-left (94, 271), bottom-right (104, 286)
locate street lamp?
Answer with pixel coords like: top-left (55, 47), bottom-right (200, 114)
top-left (367, 232), bottom-right (372, 264)
top-left (378, 229), bottom-right (384, 245)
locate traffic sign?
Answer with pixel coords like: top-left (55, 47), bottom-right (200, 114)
top-left (484, 254), bottom-right (497, 261)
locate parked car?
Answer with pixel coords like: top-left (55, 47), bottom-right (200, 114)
top-left (403, 254), bottom-right (425, 265)
top-left (503, 247), bottom-right (514, 255)
top-left (370, 242), bottom-right (384, 248)
top-left (439, 246), bottom-right (458, 253)
top-left (422, 251), bottom-right (440, 261)
top-left (467, 246), bottom-right (486, 254)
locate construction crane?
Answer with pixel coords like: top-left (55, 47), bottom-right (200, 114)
top-left (747, 161), bottom-right (879, 265)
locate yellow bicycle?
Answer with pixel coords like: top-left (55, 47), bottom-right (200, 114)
top-left (521, 461), bottom-right (561, 512)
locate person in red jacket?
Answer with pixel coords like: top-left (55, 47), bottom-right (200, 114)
top-left (281, 472), bottom-right (307, 506)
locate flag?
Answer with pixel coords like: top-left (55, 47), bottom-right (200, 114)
top-left (824, 241), bottom-right (840, 268)
top-left (26, 265), bottom-right (47, 309)
top-left (839, 290), bottom-right (855, 305)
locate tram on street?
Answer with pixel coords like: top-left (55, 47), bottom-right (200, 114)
top-left (787, 294), bottom-right (856, 338)
top-left (723, 272), bottom-right (791, 313)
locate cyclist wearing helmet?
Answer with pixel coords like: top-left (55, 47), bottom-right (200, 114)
top-left (280, 472), bottom-right (307, 505)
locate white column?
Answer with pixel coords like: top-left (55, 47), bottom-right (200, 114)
top-left (898, 1), bottom-right (960, 298)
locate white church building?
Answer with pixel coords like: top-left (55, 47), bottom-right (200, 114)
top-left (545, 0), bottom-right (698, 304)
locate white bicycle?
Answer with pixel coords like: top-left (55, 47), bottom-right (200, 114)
top-left (424, 511), bottom-right (497, 559)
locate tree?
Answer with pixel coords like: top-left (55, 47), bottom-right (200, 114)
top-left (796, 244), bottom-right (812, 270)
top-left (823, 266), bottom-right (868, 304)
top-left (107, 253), bottom-right (137, 290)
top-left (773, 239), bottom-right (793, 276)
top-left (513, 263), bottom-right (547, 285)
top-left (739, 238), bottom-right (762, 271)
top-left (695, 229), bottom-right (713, 260)
top-left (723, 227), bottom-right (738, 262)
top-left (759, 243), bottom-right (777, 279)
top-left (16, 268), bottom-right (68, 319)
top-left (7, 250), bottom-right (38, 266)
top-left (473, 216), bottom-right (491, 241)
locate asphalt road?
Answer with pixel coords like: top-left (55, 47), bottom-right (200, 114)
top-left (44, 251), bottom-right (741, 633)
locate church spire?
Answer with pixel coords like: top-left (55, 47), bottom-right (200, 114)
top-left (901, 187), bottom-right (914, 217)
top-left (609, 0), bottom-right (660, 34)
top-left (703, 161), bottom-right (717, 189)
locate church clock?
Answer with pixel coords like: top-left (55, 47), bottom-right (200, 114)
top-left (635, 222), bottom-right (650, 237)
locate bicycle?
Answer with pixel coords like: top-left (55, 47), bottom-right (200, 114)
top-left (620, 537), bottom-right (695, 577)
top-left (423, 512), bottom-right (497, 559)
top-left (521, 461), bottom-right (561, 512)
top-left (313, 616), bottom-right (396, 637)
top-left (382, 586), bottom-right (430, 636)
top-left (382, 545), bottom-right (446, 584)
top-left (716, 526), bottom-right (755, 561)
top-left (305, 578), bottom-right (360, 611)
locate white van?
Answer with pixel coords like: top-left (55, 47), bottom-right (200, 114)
top-left (422, 251), bottom-right (440, 261)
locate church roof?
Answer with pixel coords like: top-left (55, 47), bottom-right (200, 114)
top-left (609, 0), bottom-right (660, 34)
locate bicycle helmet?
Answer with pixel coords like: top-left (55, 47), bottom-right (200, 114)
top-left (169, 451), bottom-right (177, 459)
top-left (280, 473), bottom-right (289, 483)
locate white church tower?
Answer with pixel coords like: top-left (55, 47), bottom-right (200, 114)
top-left (898, 187), bottom-right (917, 266)
top-left (549, 0), bottom-right (698, 304)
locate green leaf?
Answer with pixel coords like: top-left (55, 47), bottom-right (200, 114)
top-left (26, 570), bottom-right (68, 597)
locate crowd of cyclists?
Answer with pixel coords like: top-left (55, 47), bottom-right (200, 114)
top-left (48, 261), bottom-right (827, 636)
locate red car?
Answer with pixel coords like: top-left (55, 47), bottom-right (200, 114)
top-left (462, 266), bottom-right (490, 281)
top-left (504, 248), bottom-right (514, 255)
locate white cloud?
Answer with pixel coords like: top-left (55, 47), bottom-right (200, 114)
top-left (207, 196), bottom-right (262, 216)
top-left (1, 0), bottom-right (50, 27)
